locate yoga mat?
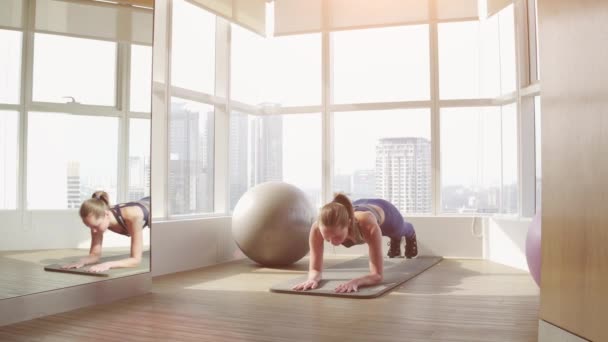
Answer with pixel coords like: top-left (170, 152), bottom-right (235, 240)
top-left (270, 256), bottom-right (442, 298)
top-left (44, 251), bottom-right (150, 278)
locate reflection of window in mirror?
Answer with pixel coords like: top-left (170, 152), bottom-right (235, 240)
top-left (0, 0), bottom-right (153, 300)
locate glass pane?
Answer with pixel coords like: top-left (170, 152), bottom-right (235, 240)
top-left (534, 96), bottom-right (541, 210)
top-left (441, 107), bottom-right (501, 214)
top-left (169, 97), bottom-right (214, 215)
top-left (0, 29), bottom-right (22, 104)
top-left (230, 112), bottom-right (322, 210)
top-left (501, 103), bottom-right (518, 214)
top-left (498, 4), bottom-right (516, 94)
top-left (171, 0), bottom-right (215, 94)
top-left (438, 21), bottom-right (482, 99)
top-left (27, 112), bottom-right (119, 209)
top-left (333, 109), bottom-right (432, 214)
top-left (128, 118), bottom-right (151, 201)
top-left (332, 25), bottom-right (430, 104)
top-left (130, 44), bottom-right (152, 113)
top-left (231, 26), bottom-right (264, 105)
top-left (480, 14), bottom-right (501, 98)
top-left (0, 111), bottom-right (18, 209)
top-left (232, 25), bottom-right (321, 106)
top-left (32, 33), bottom-right (117, 106)
top-left (534, 0), bottom-right (540, 80)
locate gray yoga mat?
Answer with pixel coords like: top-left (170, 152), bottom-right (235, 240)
top-left (270, 256), bottom-right (442, 298)
top-left (44, 251), bottom-right (150, 278)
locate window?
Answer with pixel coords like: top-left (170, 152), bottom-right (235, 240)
top-left (27, 112), bottom-right (119, 209)
top-left (231, 26), bottom-right (321, 106)
top-left (331, 25), bottom-right (430, 103)
top-left (168, 97), bottom-right (214, 215)
top-left (0, 111), bottom-right (18, 209)
top-left (130, 45), bottom-right (152, 113)
top-left (333, 109), bottom-right (432, 214)
top-left (230, 112), bottom-right (322, 209)
top-left (439, 21), bottom-right (484, 99)
top-left (498, 5), bottom-right (516, 94)
top-left (441, 107), bottom-right (501, 214)
top-left (32, 34), bottom-right (117, 106)
top-left (441, 106), bottom-right (518, 214)
top-left (480, 15), bottom-right (501, 98)
top-left (230, 26), bottom-right (264, 105)
top-left (534, 0), bottom-right (540, 80)
top-left (332, 25), bottom-right (430, 104)
top-left (171, 0), bottom-right (215, 94)
top-left (501, 103), bottom-right (518, 214)
top-left (128, 118), bottom-right (151, 201)
top-left (534, 96), bottom-right (541, 210)
top-left (0, 29), bottom-right (22, 104)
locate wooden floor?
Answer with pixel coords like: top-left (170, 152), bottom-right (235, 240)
top-left (0, 248), bottom-right (150, 300)
top-left (0, 257), bottom-right (540, 341)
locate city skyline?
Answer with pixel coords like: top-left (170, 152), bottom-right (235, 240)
top-left (228, 114), bottom-right (517, 214)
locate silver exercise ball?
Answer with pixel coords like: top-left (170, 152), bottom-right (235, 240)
top-left (232, 182), bottom-right (316, 266)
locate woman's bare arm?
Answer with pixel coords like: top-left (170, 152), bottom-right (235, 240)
top-left (292, 222), bottom-right (324, 291)
top-left (308, 223), bottom-right (325, 281)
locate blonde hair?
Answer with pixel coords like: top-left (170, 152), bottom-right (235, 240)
top-left (79, 191), bottom-right (111, 220)
top-left (318, 193), bottom-right (355, 232)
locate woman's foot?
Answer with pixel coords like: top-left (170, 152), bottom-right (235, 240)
top-left (387, 238), bottom-right (402, 258)
top-left (405, 233), bottom-right (418, 259)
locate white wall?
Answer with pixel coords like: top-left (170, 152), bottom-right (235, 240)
top-left (150, 216), bottom-right (243, 277)
top-left (483, 217), bottom-right (531, 271)
top-left (150, 216), bottom-right (487, 277)
top-left (0, 211), bottom-right (150, 251)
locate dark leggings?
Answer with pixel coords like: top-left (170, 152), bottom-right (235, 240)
top-left (353, 198), bottom-right (415, 240)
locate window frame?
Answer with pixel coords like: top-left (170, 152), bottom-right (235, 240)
top-left (153, 0), bottom-right (541, 219)
top-left (0, 0), bottom-right (152, 212)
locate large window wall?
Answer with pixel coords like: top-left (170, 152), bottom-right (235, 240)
top-left (158, 0), bottom-right (541, 218)
top-left (0, 0), bottom-right (152, 211)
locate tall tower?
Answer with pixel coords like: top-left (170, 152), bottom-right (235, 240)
top-left (352, 169), bottom-right (376, 199)
top-left (66, 161), bottom-right (81, 209)
top-left (229, 112), bottom-right (250, 209)
top-left (168, 102), bottom-right (214, 214)
top-left (375, 137), bottom-right (431, 213)
top-left (250, 115), bottom-right (283, 184)
top-left (128, 156), bottom-right (145, 201)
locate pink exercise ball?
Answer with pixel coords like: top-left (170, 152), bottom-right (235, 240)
top-left (525, 210), bottom-right (542, 287)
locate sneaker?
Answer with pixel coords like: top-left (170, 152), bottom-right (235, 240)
top-left (405, 233), bottom-right (418, 259)
top-left (387, 237), bottom-right (402, 258)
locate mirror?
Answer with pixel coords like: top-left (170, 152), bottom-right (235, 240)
top-left (0, 0), bottom-right (153, 300)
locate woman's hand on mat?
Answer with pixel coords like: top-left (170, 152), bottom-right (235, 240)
top-left (61, 261), bottom-right (85, 269)
top-left (88, 262), bottom-right (112, 273)
top-left (292, 279), bottom-right (319, 291)
top-left (335, 279), bottom-right (359, 293)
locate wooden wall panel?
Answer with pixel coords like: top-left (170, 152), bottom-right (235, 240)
top-left (538, 1), bottom-right (608, 341)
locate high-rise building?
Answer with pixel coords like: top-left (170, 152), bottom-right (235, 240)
top-left (250, 115), bottom-right (283, 185)
top-left (352, 169), bottom-right (376, 199)
top-left (229, 112), bottom-right (250, 209)
top-left (168, 102), bottom-right (214, 214)
top-left (375, 137), bottom-right (431, 213)
top-left (144, 156), bottom-right (151, 195)
top-left (333, 174), bottom-right (352, 195)
top-left (128, 156), bottom-right (145, 201)
top-left (66, 161), bottom-right (81, 209)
